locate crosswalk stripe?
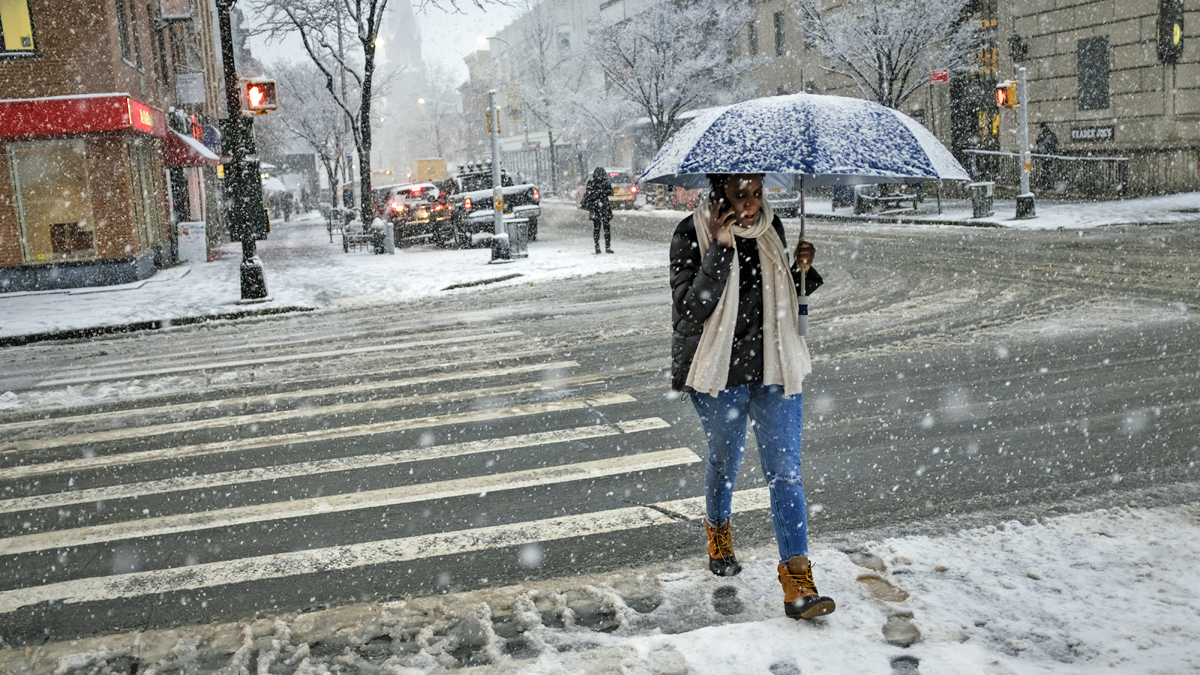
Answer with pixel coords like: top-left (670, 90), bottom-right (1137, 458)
top-left (0, 393), bottom-right (638, 481)
top-left (0, 448), bottom-right (701, 556)
top-left (1, 375), bottom-right (605, 454)
top-left (0, 418), bottom-right (673, 514)
top-left (0, 361), bottom-right (581, 435)
top-left (0, 488), bottom-right (771, 614)
top-left (34, 331), bottom-right (524, 388)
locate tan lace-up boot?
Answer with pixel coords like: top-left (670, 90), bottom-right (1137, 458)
top-left (705, 519), bottom-right (742, 576)
top-left (778, 555), bottom-right (836, 619)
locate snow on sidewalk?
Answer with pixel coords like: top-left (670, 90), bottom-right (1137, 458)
top-left (623, 190), bottom-right (1200, 230)
top-left (0, 212), bottom-right (664, 341)
top-left (10, 498), bottom-right (1199, 675)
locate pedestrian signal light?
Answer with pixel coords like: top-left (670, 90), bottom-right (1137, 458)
top-left (239, 79), bottom-right (279, 114)
top-left (995, 80), bottom-right (1018, 109)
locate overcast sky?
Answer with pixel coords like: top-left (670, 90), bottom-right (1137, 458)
top-left (246, 1), bottom-right (524, 85)
top-left (414, 1), bottom-right (524, 82)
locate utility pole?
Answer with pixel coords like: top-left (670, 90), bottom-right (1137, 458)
top-left (1016, 66), bottom-right (1036, 218)
top-left (215, 0), bottom-right (269, 300)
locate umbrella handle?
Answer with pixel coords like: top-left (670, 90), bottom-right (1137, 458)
top-left (798, 183), bottom-right (808, 336)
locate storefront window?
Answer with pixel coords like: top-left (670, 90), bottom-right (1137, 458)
top-left (0, 0), bottom-right (36, 55)
top-left (8, 141), bottom-right (97, 263)
top-left (127, 139), bottom-right (163, 249)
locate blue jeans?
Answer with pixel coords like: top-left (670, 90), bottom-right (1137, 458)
top-left (691, 383), bottom-right (809, 562)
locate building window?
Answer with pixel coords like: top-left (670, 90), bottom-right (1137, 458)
top-left (114, 0), bottom-right (130, 60)
top-left (0, 0), bottom-right (36, 55)
top-left (1077, 36), bottom-right (1109, 110)
top-left (774, 11), bottom-right (785, 57)
top-left (748, 21), bottom-right (758, 56)
top-left (8, 141), bottom-right (97, 263)
top-left (558, 29), bottom-right (570, 57)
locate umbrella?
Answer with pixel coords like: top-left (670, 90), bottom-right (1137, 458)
top-left (637, 92), bottom-right (969, 190)
top-left (261, 177), bottom-right (287, 194)
top-left (638, 93), bottom-right (970, 334)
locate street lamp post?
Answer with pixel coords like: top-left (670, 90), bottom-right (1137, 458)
top-left (215, 0), bottom-right (268, 301)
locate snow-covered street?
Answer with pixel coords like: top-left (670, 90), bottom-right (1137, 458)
top-left (9, 490), bottom-right (1199, 675)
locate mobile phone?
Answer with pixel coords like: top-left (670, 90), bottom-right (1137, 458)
top-left (710, 191), bottom-right (731, 217)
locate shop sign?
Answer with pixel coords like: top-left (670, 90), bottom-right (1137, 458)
top-left (929, 69), bottom-right (950, 84)
top-left (1070, 125), bottom-right (1114, 142)
top-left (128, 99), bottom-right (156, 133)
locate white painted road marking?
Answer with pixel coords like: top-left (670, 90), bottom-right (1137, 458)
top-left (0, 361), bottom-right (580, 435)
top-left (0, 488), bottom-right (779, 615)
top-left (1, 375), bottom-right (605, 454)
top-left (0, 418), bottom-right (673, 514)
top-left (34, 331), bottom-right (524, 387)
top-left (0, 447), bottom-right (700, 556)
top-left (0, 393), bottom-right (638, 481)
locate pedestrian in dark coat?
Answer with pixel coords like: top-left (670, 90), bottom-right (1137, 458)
top-left (582, 167), bottom-right (614, 254)
top-left (669, 172), bottom-right (835, 621)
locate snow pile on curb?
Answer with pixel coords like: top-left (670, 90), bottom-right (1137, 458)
top-left (8, 502), bottom-right (1198, 675)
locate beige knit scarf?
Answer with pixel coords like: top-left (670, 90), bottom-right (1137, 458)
top-left (685, 199), bottom-right (811, 398)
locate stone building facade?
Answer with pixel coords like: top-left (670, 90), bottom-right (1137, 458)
top-left (996, 0), bottom-right (1198, 195)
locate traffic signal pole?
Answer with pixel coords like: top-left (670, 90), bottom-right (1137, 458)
top-left (1016, 66), bottom-right (1036, 218)
top-left (488, 89), bottom-right (510, 263)
top-left (216, 0), bottom-right (269, 300)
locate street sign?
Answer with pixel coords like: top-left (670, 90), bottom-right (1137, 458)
top-left (930, 69), bottom-right (950, 85)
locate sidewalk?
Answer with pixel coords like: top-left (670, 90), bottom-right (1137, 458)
top-left (0, 211), bottom-right (665, 346)
top-left (619, 191), bottom-right (1200, 230)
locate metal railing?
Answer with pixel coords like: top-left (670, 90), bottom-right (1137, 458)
top-left (961, 149), bottom-right (1128, 198)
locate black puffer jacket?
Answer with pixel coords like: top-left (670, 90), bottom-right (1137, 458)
top-left (669, 214), bottom-right (823, 392)
top-left (581, 172), bottom-right (613, 221)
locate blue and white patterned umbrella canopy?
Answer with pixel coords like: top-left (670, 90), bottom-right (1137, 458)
top-left (638, 93), bottom-right (969, 190)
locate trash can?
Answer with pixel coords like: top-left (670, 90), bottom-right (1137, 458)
top-left (968, 182), bottom-right (994, 218)
top-left (505, 218), bottom-right (529, 259)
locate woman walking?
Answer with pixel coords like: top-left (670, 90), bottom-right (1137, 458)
top-left (582, 167), bottom-right (614, 254)
top-left (669, 173), bottom-right (835, 620)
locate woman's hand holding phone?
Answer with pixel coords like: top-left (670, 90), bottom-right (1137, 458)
top-left (708, 194), bottom-right (736, 248)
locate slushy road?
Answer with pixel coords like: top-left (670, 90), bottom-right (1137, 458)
top-left (0, 205), bottom-right (1196, 643)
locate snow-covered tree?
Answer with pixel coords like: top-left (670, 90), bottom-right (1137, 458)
top-left (588, 0), bottom-right (759, 150)
top-left (506, 1), bottom-right (578, 193)
top-left (249, 0), bottom-right (495, 223)
top-left (788, 0), bottom-right (983, 110)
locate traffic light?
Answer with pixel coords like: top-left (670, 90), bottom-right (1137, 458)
top-left (1157, 0), bottom-right (1184, 64)
top-left (995, 80), bottom-right (1018, 108)
top-left (239, 79), bottom-right (279, 114)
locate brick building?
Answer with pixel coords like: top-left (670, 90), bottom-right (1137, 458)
top-left (0, 0), bottom-right (221, 292)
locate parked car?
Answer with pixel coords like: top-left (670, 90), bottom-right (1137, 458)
top-left (606, 168), bottom-right (639, 209)
top-left (764, 184), bottom-right (800, 217)
top-left (444, 163), bottom-right (541, 247)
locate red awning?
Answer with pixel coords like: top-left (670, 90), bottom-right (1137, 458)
top-left (0, 93), bottom-right (167, 139)
top-left (164, 128), bottom-right (221, 167)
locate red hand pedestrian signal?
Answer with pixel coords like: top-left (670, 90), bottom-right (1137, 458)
top-left (239, 79), bottom-right (279, 114)
top-left (995, 80), bottom-right (1018, 109)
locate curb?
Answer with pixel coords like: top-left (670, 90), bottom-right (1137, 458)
top-left (805, 212), bottom-right (1008, 228)
top-left (0, 305), bottom-right (316, 349)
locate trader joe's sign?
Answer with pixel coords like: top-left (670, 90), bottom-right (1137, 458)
top-left (1071, 125), bottom-right (1114, 142)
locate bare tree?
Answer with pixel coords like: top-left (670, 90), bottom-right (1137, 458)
top-left (588, 0), bottom-right (758, 150)
top-left (789, 0), bottom-right (983, 109)
top-left (271, 60), bottom-right (350, 202)
top-left (507, 1), bottom-right (576, 193)
top-left (249, 0), bottom-right (494, 223)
